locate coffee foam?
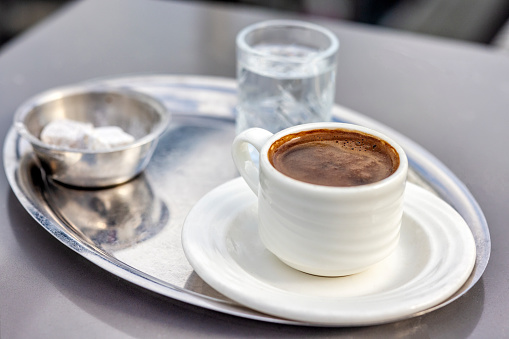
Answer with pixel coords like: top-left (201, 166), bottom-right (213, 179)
top-left (269, 129), bottom-right (400, 187)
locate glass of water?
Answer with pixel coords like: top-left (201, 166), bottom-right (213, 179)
top-left (235, 20), bottom-right (339, 134)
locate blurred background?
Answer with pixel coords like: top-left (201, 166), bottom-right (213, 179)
top-left (1, 0), bottom-right (509, 52)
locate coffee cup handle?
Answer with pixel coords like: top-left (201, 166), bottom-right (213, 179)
top-left (232, 128), bottom-right (273, 195)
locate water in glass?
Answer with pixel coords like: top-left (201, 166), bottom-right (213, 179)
top-left (236, 44), bottom-right (336, 134)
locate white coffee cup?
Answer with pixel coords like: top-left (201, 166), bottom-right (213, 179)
top-left (232, 122), bottom-right (408, 276)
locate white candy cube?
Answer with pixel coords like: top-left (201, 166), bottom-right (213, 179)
top-left (87, 126), bottom-right (136, 150)
top-left (40, 119), bottom-right (93, 149)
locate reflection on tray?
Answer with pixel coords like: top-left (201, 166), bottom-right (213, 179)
top-left (43, 172), bottom-right (169, 251)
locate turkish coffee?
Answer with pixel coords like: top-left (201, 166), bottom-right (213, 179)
top-left (268, 128), bottom-right (399, 187)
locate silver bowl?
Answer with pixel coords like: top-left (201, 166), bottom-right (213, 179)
top-left (14, 85), bottom-right (170, 188)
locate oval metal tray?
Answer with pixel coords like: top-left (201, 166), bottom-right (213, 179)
top-left (3, 75), bottom-right (490, 326)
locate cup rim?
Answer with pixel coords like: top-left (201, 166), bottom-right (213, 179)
top-left (236, 20), bottom-right (339, 63)
top-left (259, 122), bottom-right (408, 193)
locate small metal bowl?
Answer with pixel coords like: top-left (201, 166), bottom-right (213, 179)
top-left (14, 85), bottom-right (170, 188)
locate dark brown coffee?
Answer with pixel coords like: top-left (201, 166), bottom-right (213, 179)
top-left (268, 129), bottom-right (400, 187)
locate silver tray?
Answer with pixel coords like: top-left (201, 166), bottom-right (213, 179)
top-left (3, 75), bottom-right (490, 326)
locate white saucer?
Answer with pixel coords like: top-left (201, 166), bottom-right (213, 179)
top-left (182, 178), bottom-right (476, 325)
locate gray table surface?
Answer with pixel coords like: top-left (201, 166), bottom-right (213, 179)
top-left (1, 0), bottom-right (508, 338)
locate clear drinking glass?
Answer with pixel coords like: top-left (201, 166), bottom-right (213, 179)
top-left (235, 20), bottom-right (339, 134)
